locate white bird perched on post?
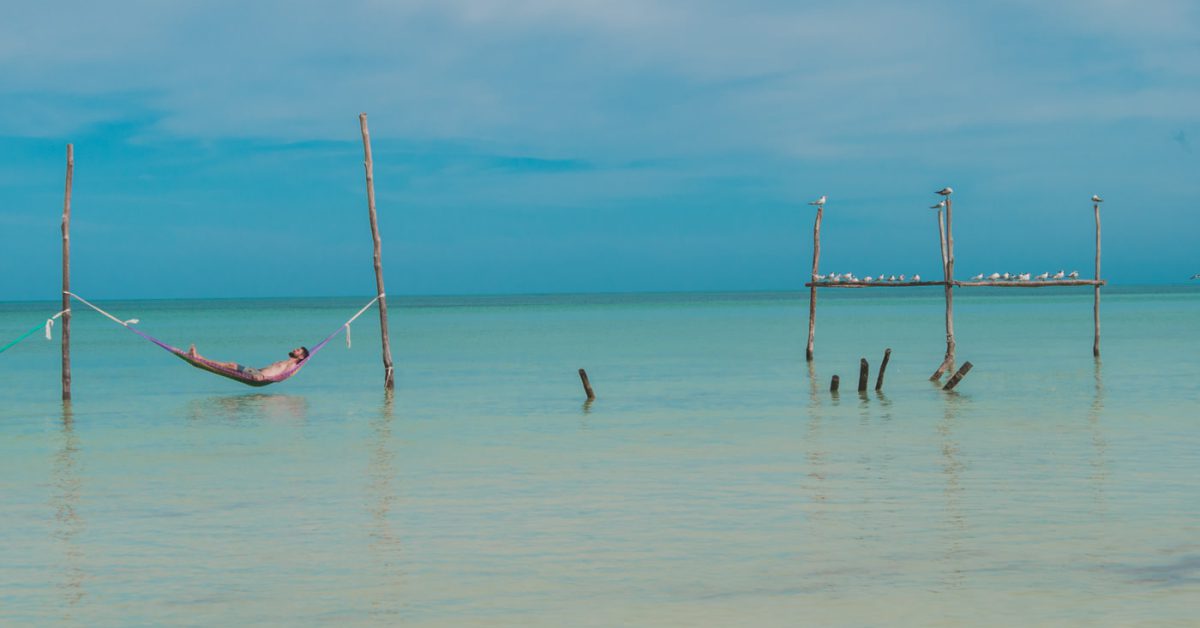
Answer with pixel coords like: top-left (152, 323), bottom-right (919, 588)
top-left (889, 275), bottom-right (897, 282)
top-left (988, 272), bottom-right (1000, 280)
top-left (1092, 195), bottom-right (1103, 203)
top-left (1036, 272), bottom-right (1050, 280)
top-left (899, 274), bottom-right (906, 282)
top-left (931, 200), bottom-right (946, 209)
top-left (1001, 272), bottom-right (1011, 281)
top-left (1018, 273), bottom-right (1031, 281)
top-left (937, 187), bottom-right (953, 196)
top-left (809, 195), bottom-right (827, 206)
top-left (1052, 270), bottom-right (1065, 280)
top-left (971, 273), bottom-right (984, 281)
top-left (912, 274), bottom-right (921, 282)
top-left (1069, 271), bottom-right (1080, 279)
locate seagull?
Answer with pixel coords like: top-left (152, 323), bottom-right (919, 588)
top-left (912, 274), bottom-right (921, 282)
top-left (899, 274), bottom-right (906, 282)
top-left (1190, 274), bottom-right (1199, 280)
top-left (1052, 270), bottom-right (1065, 280)
top-left (1069, 271), bottom-right (1080, 279)
top-left (988, 272), bottom-right (1001, 280)
top-left (1092, 195), bottom-right (1103, 203)
top-left (930, 200), bottom-right (946, 209)
top-left (863, 276), bottom-right (874, 283)
top-left (1036, 272), bottom-right (1050, 280)
top-left (889, 275), bottom-right (898, 282)
top-left (936, 187), bottom-right (953, 196)
top-left (809, 195), bottom-right (827, 206)
top-left (971, 273), bottom-right (984, 281)
top-left (1018, 273), bottom-right (1031, 281)
top-left (1001, 272), bottom-right (1011, 281)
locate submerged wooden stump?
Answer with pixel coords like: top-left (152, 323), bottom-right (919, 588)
top-left (858, 358), bottom-right (869, 392)
top-left (830, 375), bottom-right (840, 392)
top-left (578, 368), bottom-right (595, 401)
top-left (875, 348), bottom-right (891, 391)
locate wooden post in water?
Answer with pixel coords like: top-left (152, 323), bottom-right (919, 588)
top-left (359, 113), bottom-right (395, 390)
top-left (942, 361), bottom-right (973, 391)
top-left (931, 192), bottom-right (956, 380)
top-left (936, 208), bottom-right (948, 278)
top-left (858, 358), bottom-right (869, 393)
top-left (578, 368), bottom-right (596, 401)
top-left (1093, 199), bottom-right (1101, 358)
top-left (61, 144), bottom-right (73, 402)
top-left (875, 348), bottom-right (891, 391)
top-left (830, 374), bottom-right (840, 393)
top-left (806, 202), bottom-right (823, 362)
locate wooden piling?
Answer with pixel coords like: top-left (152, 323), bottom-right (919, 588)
top-left (1093, 201), bottom-right (1101, 358)
top-left (830, 374), bottom-right (840, 392)
top-left (936, 208), bottom-right (948, 277)
top-left (858, 358), bottom-right (869, 392)
top-left (359, 113), bottom-right (395, 390)
top-left (942, 361), bottom-right (973, 391)
top-left (578, 368), bottom-right (596, 400)
top-left (806, 203), bottom-right (823, 362)
top-left (931, 195), bottom-right (956, 380)
top-left (875, 348), bottom-right (891, 391)
top-left (61, 144), bottom-right (73, 402)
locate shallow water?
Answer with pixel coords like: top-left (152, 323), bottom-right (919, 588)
top-left (2, 289), bottom-right (1198, 626)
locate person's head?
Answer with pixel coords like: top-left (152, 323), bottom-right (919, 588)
top-left (289, 346), bottom-right (310, 360)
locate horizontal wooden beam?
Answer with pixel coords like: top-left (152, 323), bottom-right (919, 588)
top-left (804, 281), bottom-right (945, 288)
top-left (954, 280), bottom-right (1107, 288)
top-left (805, 279), bottom-right (1107, 289)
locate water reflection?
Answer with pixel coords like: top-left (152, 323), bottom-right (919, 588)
top-left (1088, 360), bottom-right (1109, 520)
top-left (804, 361), bottom-right (827, 509)
top-left (185, 394), bottom-right (309, 422)
top-left (53, 403), bottom-right (86, 619)
top-left (938, 392), bottom-right (969, 590)
top-left (367, 392), bottom-right (404, 619)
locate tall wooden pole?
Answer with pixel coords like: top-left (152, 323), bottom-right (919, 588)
top-left (359, 113), bottom-right (395, 390)
top-left (806, 203), bottom-right (823, 362)
top-left (931, 195), bottom-right (956, 380)
top-left (1093, 201), bottom-right (1101, 357)
top-left (61, 144), bottom-right (73, 401)
top-left (936, 208), bottom-right (948, 277)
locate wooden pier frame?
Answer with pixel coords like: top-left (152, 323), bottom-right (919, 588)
top-left (802, 192), bottom-right (1105, 370)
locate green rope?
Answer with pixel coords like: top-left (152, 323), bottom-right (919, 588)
top-left (0, 321), bottom-right (46, 355)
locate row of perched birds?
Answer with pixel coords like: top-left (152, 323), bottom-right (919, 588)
top-left (970, 271), bottom-right (1080, 281)
top-left (814, 273), bottom-right (922, 283)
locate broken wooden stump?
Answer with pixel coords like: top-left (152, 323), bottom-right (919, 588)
top-left (578, 368), bottom-right (595, 401)
top-left (830, 375), bottom-right (840, 393)
top-left (858, 358), bottom-right (869, 393)
top-left (942, 361), bottom-right (974, 391)
top-left (875, 348), bottom-right (891, 391)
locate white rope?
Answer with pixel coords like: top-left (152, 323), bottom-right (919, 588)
top-left (44, 309), bottom-right (69, 340)
top-left (64, 292), bottom-right (139, 327)
top-left (340, 293), bottom-right (385, 350)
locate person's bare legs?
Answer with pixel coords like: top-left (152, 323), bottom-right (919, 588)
top-left (187, 344), bottom-right (243, 371)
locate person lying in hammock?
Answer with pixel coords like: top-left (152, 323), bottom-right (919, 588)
top-left (187, 344), bottom-right (309, 381)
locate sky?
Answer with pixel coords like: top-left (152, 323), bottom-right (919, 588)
top-left (2, 0), bottom-right (1198, 300)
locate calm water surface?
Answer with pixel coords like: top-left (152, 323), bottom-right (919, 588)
top-left (2, 289), bottom-right (1198, 626)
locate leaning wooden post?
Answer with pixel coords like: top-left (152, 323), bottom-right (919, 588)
top-left (942, 361), bottom-right (973, 391)
top-left (61, 144), bottom-right (73, 402)
top-left (359, 113), bottom-right (395, 390)
top-left (578, 368), bottom-right (596, 401)
top-left (806, 202), bottom-right (823, 362)
top-left (1093, 199), bottom-right (1101, 358)
top-left (931, 193), bottom-right (956, 380)
top-left (875, 348), bottom-right (891, 391)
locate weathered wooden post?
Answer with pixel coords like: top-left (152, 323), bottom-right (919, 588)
top-left (806, 200), bottom-right (824, 362)
top-left (857, 358), bottom-right (869, 392)
top-left (359, 113), bottom-right (395, 390)
top-left (61, 144), bottom-right (73, 402)
top-left (931, 190), bottom-right (956, 380)
top-left (578, 368), bottom-right (596, 401)
top-left (875, 348), bottom-right (891, 391)
top-left (1093, 197), bottom-right (1102, 358)
top-left (830, 374), bottom-right (840, 393)
top-left (943, 361), bottom-right (973, 391)
top-left (936, 207), bottom-right (948, 277)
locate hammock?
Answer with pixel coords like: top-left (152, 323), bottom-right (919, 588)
top-left (66, 292), bottom-right (383, 387)
top-left (0, 310), bottom-right (69, 355)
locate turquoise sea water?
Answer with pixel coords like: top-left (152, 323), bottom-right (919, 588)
top-left (2, 288), bottom-right (1198, 626)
